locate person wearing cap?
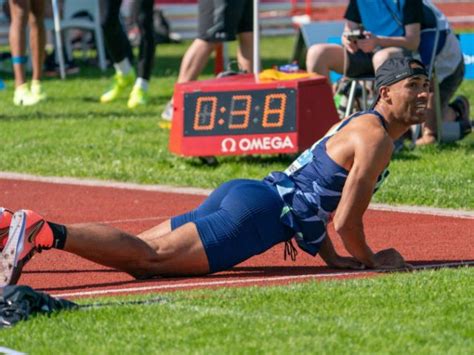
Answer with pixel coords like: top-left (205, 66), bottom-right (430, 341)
top-left (1, 57), bottom-right (428, 285)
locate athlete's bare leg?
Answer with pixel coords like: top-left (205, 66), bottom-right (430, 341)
top-left (237, 32), bottom-right (253, 73)
top-left (28, 0), bottom-right (46, 82)
top-left (177, 38), bottom-right (214, 83)
top-left (9, 0), bottom-right (29, 87)
top-left (64, 221), bottom-right (209, 278)
top-left (138, 219), bottom-right (172, 244)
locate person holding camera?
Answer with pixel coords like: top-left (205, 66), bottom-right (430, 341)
top-left (307, 0), bottom-right (422, 83)
top-left (306, 0), bottom-right (470, 145)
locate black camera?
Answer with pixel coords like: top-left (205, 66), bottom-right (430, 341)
top-left (344, 28), bottom-right (366, 41)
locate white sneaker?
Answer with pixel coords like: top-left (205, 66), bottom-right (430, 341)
top-left (161, 100), bottom-right (173, 121)
top-left (13, 84), bottom-right (41, 106)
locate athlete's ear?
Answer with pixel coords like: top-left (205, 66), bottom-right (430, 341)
top-left (379, 86), bottom-right (392, 106)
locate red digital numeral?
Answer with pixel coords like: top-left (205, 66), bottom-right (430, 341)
top-left (194, 96), bottom-right (217, 131)
top-left (229, 95), bottom-right (252, 129)
top-left (262, 94), bottom-right (287, 128)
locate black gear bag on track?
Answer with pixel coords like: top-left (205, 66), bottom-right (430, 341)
top-left (0, 285), bottom-right (77, 328)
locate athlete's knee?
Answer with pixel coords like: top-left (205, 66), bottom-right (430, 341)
top-left (127, 256), bottom-right (162, 279)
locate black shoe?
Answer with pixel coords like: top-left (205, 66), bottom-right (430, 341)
top-left (449, 96), bottom-right (472, 138)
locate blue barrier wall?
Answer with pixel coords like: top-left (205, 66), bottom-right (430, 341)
top-left (460, 33), bottom-right (474, 80)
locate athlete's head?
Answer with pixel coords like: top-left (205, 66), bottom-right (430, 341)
top-left (372, 57), bottom-right (430, 125)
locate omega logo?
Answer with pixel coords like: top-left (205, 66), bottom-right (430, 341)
top-left (221, 136), bottom-right (294, 153)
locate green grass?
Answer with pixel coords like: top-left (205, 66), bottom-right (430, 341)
top-left (0, 36), bottom-right (473, 208)
top-left (2, 268), bottom-right (473, 354)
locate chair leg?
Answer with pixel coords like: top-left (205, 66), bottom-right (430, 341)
top-left (361, 81), bottom-right (368, 110)
top-left (345, 80), bottom-right (357, 118)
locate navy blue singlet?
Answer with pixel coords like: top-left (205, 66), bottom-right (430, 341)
top-left (264, 110), bottom-right (390, 256)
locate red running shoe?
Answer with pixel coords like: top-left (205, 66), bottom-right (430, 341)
top-left (1, 210), bottom-right (54, 286)
top-left (0, 207), bottom-right (14, 251)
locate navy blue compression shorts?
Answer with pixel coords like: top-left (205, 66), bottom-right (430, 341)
top-left (171, 179), bottom-right (294, 273)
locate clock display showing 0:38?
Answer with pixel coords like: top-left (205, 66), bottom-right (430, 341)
top-left (183, 88), bottom-right (297, 136)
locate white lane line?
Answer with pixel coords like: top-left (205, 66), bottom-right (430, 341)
top-left (0, 171), bottom-right (212, 196)
top-left (370, 203), bottom-right (474, 219)
top-left (0, 171), bottom-right (472, 218)
top-left (52, 272), bottom-right (366, 298)
top-left (96, 216), bottom-right (171, 224)
top-left (0, 347), bottom-right (26, 355)
top-left (52, 261), bottom-right (474, 298)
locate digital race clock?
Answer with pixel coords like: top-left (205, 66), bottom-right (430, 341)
top-left (169, 74), bottom-right (339, 157)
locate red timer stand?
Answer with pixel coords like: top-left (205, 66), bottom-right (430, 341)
top-left (169, 74), bottom-right (339, 157)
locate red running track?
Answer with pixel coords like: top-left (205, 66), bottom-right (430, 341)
top-left (1, 177), bottom-right (473, 298)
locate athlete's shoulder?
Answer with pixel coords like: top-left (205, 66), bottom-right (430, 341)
top-left (350, 113), bottom-right (393, 153)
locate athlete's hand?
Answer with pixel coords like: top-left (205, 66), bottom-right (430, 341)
top-left (374, 248), bottom-right (413, 271)
top-left (327, 255), bottom-right (365, 270)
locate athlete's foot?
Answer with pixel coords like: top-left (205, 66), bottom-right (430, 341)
top-left (161, 100), bottom-right (173, 121)
top-left (1, 210), bottom-right (54, 286)
top-left (0, 207), bottom-right (13, 251)
top-left (100, 69), bottom-right (136, 103)
top-left (13, 83), bottom-right (41, 106)
top-left (127, 86), bottom-right (148, 109)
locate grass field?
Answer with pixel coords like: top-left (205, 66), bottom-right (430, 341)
top-left (0, 36), bottom-right (473, 352)
top-left (2, 269), bottom-right (473, 354)
top-left (0, 37), bottom-right (473, 208)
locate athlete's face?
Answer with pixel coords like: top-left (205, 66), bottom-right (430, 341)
top-left (382, 65), bottom-right (430, 125)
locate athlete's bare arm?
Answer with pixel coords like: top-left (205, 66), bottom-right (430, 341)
top-left (329, 115), bottom-right (408, 269)
top-left (318, 235), bottom-right (364, 270)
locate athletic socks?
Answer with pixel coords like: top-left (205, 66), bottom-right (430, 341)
top-left (47, 222), bottom-right (68, 250)
top-left (114, 58), bottom-right (133, 76)
top-left (134, 77), bottom-right (149, 91)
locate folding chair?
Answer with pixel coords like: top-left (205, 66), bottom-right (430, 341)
top-left (291, 21), bottom-right (345, 67)
top-left (46, 0), bottom-right (107, 76)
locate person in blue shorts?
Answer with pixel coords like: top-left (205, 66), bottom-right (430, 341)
top-left (0, 57), bottom-right (428, 286)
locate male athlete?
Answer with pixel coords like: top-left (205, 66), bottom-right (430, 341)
top-left (0, 57), bottom-right (429, 286)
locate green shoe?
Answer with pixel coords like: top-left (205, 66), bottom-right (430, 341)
top-left (100, 69), bottom-right (136, 103)
top-left (13, 84), bottom-right (41, 106)
top-left (127, 86), bottom-right (148, 109)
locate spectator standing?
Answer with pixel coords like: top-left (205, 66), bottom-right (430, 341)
top-left (9, 0), bottom-right (47, 106)
top-left (161, 0), bottom-right (254, 121)
top-left (100, 0), bottom-right (155, 109)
